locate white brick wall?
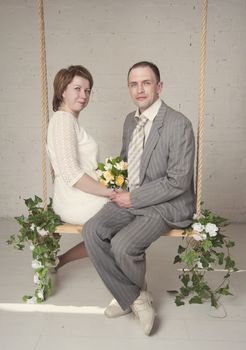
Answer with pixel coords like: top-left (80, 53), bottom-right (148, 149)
top-left (0, 0), bottom-right (245, 222)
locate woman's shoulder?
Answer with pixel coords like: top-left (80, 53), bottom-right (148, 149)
top-left (51, 110), bottom-right (76, 121)
top-left (49, 111), bottom-right (78, 129)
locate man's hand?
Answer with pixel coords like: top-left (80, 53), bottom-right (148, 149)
top-left (110, 190), bottom-right (132, 208)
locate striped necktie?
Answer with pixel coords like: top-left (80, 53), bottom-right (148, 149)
top-left (128, 116), bottom-right (148, 191)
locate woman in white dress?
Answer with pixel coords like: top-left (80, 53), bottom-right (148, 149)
top-left (47, 65), bottom-right (112, 269)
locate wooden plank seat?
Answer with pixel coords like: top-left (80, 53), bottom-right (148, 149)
top-left (55, 223), bottom-right (193, 237)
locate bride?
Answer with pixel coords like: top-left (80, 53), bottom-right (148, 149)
top-left (47, 65), bottom-right (113, 269)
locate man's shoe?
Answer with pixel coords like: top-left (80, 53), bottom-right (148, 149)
top-left (104, 298), bottom-right (132, 318)
top-left (131, 291), bottom-right (155, 336)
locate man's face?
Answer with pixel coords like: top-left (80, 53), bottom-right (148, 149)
top-left (128, 66), bottom-right (163, 113)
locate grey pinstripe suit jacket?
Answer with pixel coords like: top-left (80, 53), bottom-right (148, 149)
top-left (120, 101), bottom-right (195, 228)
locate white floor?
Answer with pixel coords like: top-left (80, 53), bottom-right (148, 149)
top-left (0, 218), bottom-right (246, 350)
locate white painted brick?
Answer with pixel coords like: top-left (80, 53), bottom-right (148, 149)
top-left (0, 0), bottom-right (245, 222)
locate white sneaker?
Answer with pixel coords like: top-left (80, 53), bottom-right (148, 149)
top-left (104, 298), bottom-right (132, 318)
top-left (131, 291), bottom-right (155, 336)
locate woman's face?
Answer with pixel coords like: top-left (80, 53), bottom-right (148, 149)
top-left (61, 75), bottom-right (91, 117)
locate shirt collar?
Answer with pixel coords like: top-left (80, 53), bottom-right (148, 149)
top-left (134, 98), bottom-right (162, 121)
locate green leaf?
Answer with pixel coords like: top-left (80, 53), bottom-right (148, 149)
top-left (178, 245), bottom-right (186, 254)
top-left (181, 274), bottom-right (190, 287)
top-left (201, 239), bottom-right (213, 252)
top-left (217, 252), bottom-right (224, 265)
top-left (200, 256), bottom-right (210, 268)
top-left (175, 296), bottom-right (185, 306)
top-left (181, 250), bottom-right (199, 269)
top-left (173, 255), bottom-right (181, 264)
top-left (226, 241), bottom-right (235, 248)
top-left (191, 272), bottom-right (202, 287)
top-left (225, 256), bottom-right (236, 270)
top-left (23, 295), bottom-right (33, 302)
top-left (180, 286), bottom-right (191, 297)
top-left (210, 293), bottom-right (219, 308)
top-left (217, 284), bottom-right (233, 296)
top-left (97, 163), bottom-right (105, 171)
top-left (189, 296), bottom-right (203, 304)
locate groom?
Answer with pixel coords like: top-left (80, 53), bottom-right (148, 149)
top-left (83, 61), bottom-right (195, 335)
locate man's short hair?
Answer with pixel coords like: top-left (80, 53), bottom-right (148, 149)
top-left (128, 61), bottom-right (160, 83)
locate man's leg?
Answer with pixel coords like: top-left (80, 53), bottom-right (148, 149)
top-left (83, 202), bottom-right (140, 310)
top-left (83, 205), bottom-right (171, 310)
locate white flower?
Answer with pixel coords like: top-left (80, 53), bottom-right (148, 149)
top-left (96, 169), bottom-right (103, 177)
top-left (197, 260), bottom-right (203, 269)
top-left (32, 260), bottom-right (43, 269)
top-left (192, 222), bottom-right (205, 233)
top-left (115, 163), bottom-right (121, 170)
top-left (26, 296), bottom-right (37, 304)
top-left (38, 228), bottom-right (48, 237)
top-left (104, 163), bottom-right (112, 170)
top-left (193, 233), bottom-right (207, 241)
top-left (30, 224), bottom-right (36, 230)
top-left (30, 242), bottom-right (35, 251)
top-left (115, 160), bottom-right (128, 171)
top-left (205, 223), bottom-right (219, 237)
top-left (34, 272), bottom-right (40, 285)
top-left (37, 290), bottom-right (44, 300)
top-left (196, 260), bottom-right (211, 269)
top-left (105, 157), bottom-right (113, 163)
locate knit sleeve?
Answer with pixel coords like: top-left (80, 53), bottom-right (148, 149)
top-left (51, 113), bottom-right (84, 186)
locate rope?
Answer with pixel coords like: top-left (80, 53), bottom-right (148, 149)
top-left (196, 0), bottom-right (208, 216)
top-left (37, 0), bottom-right (49, 209)
top-left (36, 0), bottom-right (208, 216)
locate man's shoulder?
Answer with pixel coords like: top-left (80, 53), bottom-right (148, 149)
top-left (162, 102), bottom-right (193, 127)
top-left (126, 110), bottom-right (136, 119)
top-left (123, 111), bottom-right (136, 127)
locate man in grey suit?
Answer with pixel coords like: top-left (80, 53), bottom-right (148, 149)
top-left (83, 61), bottom-right (195, 335)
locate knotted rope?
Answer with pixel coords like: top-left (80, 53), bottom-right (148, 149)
top-left (196, 0), bottom-right (208, 216)
top-left (37, 0), bottom-right (49, 209)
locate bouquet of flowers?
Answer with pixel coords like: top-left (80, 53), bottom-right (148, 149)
top-left (97, 156), bottom-right (128, 190)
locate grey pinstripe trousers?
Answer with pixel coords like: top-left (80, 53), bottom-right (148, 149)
top-left (83, 202), bottom-right (171, 310)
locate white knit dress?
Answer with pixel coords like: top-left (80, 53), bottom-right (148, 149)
top-left (47, 111), bottom-right (108, 225)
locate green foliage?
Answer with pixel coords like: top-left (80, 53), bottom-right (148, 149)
top-left (7, 196), bottom-right (62, 303)
top-left (173, 209), bottom-right (237, 309)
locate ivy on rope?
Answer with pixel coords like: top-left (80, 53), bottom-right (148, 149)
top-left (7, 196), bottom-right (62, 303)
top-left (174, 209), bottom-right (238, 308)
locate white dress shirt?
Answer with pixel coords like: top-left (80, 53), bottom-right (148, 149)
top-left (134, 98), bottom-right (162, 144)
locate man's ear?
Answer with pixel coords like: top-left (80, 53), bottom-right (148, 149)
top-left (158, 81), bottom-right (164, 94)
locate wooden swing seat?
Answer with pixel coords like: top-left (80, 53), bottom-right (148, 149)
top-left (55, 223), bottom-right (193, 237)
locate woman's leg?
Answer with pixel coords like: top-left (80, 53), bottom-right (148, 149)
top-left (56, 241), bottom-right (88, 270)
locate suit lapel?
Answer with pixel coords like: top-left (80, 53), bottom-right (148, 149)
top-left (139, 102), bottom-right (167, 184)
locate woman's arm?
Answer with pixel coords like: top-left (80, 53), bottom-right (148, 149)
top-left (74, 174), bottom-right (112, 197)
top-left (51, 112), bottom-right (111, 198)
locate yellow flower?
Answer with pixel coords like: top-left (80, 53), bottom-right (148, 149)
top-left (115, 175), bottom-right (124, 187)
top-left (104, 171), bottom-right (114, 182)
